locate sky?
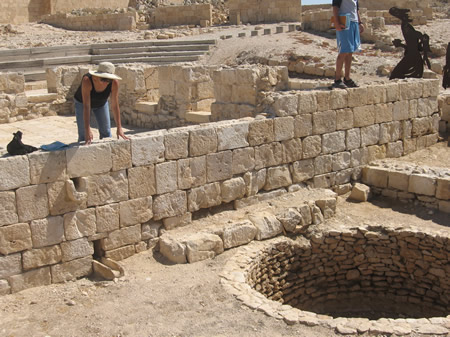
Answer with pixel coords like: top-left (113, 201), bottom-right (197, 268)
top-left (302, 0), bottom-right (331, 5)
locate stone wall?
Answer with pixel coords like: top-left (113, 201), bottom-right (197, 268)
top-left (246, 228), bottom-right (449, 318)
top-left (146, 4), bottom-right (213, 28)
top-left (40, 12), bottom-right (137, 31)
top-left (0, 76), bottom-right (442, 295)
top-left (362, 161), bottom-right (450, 213)
top-left (0, 0), bottom-right (130, 24)
top-left (228, 0), bottom-right (302, 24)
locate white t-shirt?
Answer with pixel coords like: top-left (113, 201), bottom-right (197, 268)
top-left (333, 0), bottom-right (359, 22)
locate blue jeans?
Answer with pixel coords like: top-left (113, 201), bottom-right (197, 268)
top-left (75, 99), bottom-right (112, 142)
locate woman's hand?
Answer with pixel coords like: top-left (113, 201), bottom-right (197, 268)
top-left (117, 127), bottom-right (129, 140)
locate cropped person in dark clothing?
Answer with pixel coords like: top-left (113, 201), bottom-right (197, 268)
top-left (74, 62), bottom-right (128, 144)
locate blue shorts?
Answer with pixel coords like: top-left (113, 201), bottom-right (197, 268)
top-left (336, 21), bottom-right (361, 54)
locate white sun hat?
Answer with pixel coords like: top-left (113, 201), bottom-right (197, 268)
top-left (89, 62), bottom-right (122, 80)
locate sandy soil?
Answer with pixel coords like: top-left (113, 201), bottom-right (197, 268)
top-left (0, 7), bottom-right (450, 337)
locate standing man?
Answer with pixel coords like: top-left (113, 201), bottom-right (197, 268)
top-left (74, 62), bottom-right (129, 145)
top-left (331, 0), bottom-right (364, 89)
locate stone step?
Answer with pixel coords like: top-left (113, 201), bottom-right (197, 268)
top-left (288, 78), bottom-right (330, 90)
top-left (91, 44), bottom-right (211, 55)
top-left (185, 111), bottom-right (211, 123)
top-left (135, 101), bottom-right (158, 114)
top-left (99, 55), bottom-right (201, 65)
top-left (91, 51), bottom-right (204, 62)
top-left (25, 80), bottom-right (47, 91)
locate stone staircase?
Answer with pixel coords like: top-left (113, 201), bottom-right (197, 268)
top-left (0, 39), bottom-right (216, 82)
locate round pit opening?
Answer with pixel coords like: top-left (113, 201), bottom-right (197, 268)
top-left (247, 228), bottom-right (449, 320)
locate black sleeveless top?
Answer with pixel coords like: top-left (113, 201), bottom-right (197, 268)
top-left (74, 73), bottom-right (113, 109)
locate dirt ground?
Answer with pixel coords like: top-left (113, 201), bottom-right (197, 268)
top-left (0, 6), bottom-right (450, 337)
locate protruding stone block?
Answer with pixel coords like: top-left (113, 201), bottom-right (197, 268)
top-left (185, 232), bottom-right (224, 263)
top-left (349, 183), bottom-right (370, 202)
top-left (159, 235), bottom-right (186, 264)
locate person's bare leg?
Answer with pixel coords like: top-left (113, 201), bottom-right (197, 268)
top-left (335, 53), bottom-right (347, 81)
top-left (344, 53), bottom-right (353, 80)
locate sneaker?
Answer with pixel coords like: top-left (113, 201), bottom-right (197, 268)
top-left (331, 79), bottom-right (347, 89)
top-left (344, 78), bottom-right (359, 88)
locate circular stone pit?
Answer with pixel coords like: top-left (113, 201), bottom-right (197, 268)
top-left (221, 226), bottom-right (450, 335)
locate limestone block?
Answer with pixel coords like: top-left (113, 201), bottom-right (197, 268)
top-left (314, 155), bottom-right (332, 175)
top-left (119, 197), bottom-right (153, 227)
top-left (153, 190), bottom-right (187, 220)
top-left (298, 91), bottom-right (317, 114)
top-left (388, 171), bottom-right (409, 191)
top-left (276, 208), bottom-right (302, 232)
top-left (274, 116), bottom-right (295, 141)
top-left (347, 87), bottom-right (368, 108)
top-left (66, 143), bottom-right (112, 178)
top-left (178, 156), bottom-right (206, 190)
top-left (353, 105), bottom-right (375, 127)
top-left (351, 148), bottom-right (368, 169)
top-left (16, 184), bottom-right (49, 222)
top-left (60, 238), bottom-right (93, 262)
top-left (189, 127), bottom-right (218, 156)
top-left (322, 131), bottom-right (346, 154)
top-left (232, 148), bottom-right (255, 175)
top-left (315, 197), bottom-right (337, 219)
top-left (188, 183), bottom-right (221, 212)
top-left (313, 110), bottom-right (336, 135)
top-left (22, 245), bottom-right (62, 270)
top-left (142, 220), bottom-right (162, 239)
top-left (368, 85), bottom-right (387, 104)
top-left (436, 178), bottom-right (450, 200)
top-left (110, 140), bottom-right (132, 171)
top-left (332, 152), bottom-right (351, 171)
top-left (291, 159), bottom-right (314, 183)
top-left (408, 174), bottom-right (436, 196)
top-left (409, 99), bottom-right (418, 119)
top-left (0, 223), bottom-right (32, 255)
top-left (221, 177), bottom-right (246, 203)
top-left (0, 279), bottom-right (10, 295)
top-left (0, 156), bottom-right (30, 191)
top-left (249, 212), bottom-right (283, 240)
top-left (329, 89), bottom-right (348, 110)
top-left (362, 167), bottom-right (388, 188)
top-left (379, 121), bottom-right (400, 144)
top-left (248, 119), bottom-right (274, 146)
top-left (243, 169), bottom-right (266, 197)
top-left (346, 128), bottom-right (361, 151)
top-left (294, 114), bottom-right (312, 138)
top-left (422, 79), bottom-right (439, 97)
top-left (314, 91), bottom-right (330, 111)
top-left (163, 213), bottom-right (191, 231)
top-left (185, 232), bottom-right (224, 263)
top-left (361, 124), bottom-right (380, 147)
top-left (51, 256), bottom-right (92, 283)
top-left (63, 208), bottom-right (96, 241)
top-left (272, 94), bottom-right (298, 117)
top-left (302, 135), bottom-right (322, 159)
top-left (374, 103), bottom-right (393, 124)
top-left (216, 121), bottom-right (250, 151)
top-left (399, 80), bottom-right (422, 100)
top-left (282, 138), bottom-right (302, 163)
top-left (417, 98), bottom-right (438, 117)
top-left (128, 165), bottom-right (156, 199)
top-left (221, 220), bottom-right (257, 249)
top-left (264, 165), bottom-right (292, 191)
top-left (0, 191), bottom-right (18, 226)
top-left (47, 180), bottom-right (87, 216)
top-left (159, 235), bottom-right (187, 264)
top-left (206, 151), bottom-right (232, 182)
top-left (0, 253), bottom-right (21, 278)
top-left (412, 117), bottom-right (432, 137)
top-left (392, 101), bottom-right (409, 121)
top-left (385, 82), bottom-right (400, 102)
top-left (84, 170), bottom-right (128, 207)
top-left (155, 161), bottom-right (178, 195)
top-left (9, 267), bottom-right (51, 293)
top-left (254, 143), bottom-right (283, 170)
top-left (231, 84), bottom-right (256, 105)
top-left (29, 151), bottom-right (67, 184)
top-left (336, 108), bottom-right (354, 130)
top-left (165, 131), bottom-right (189, 160)
top-left (386, 141), bottom-right (403, 158)
top-left (30, 216), bottom-right (64, 248)
top-left (101, 224), bottom-right (141, 251)
top-left (104, 245), bottom-right (135, 261)
top-left (349, 183), bottom-right (371, 202)
top-left (131, 132), bottom-right (166, 166)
